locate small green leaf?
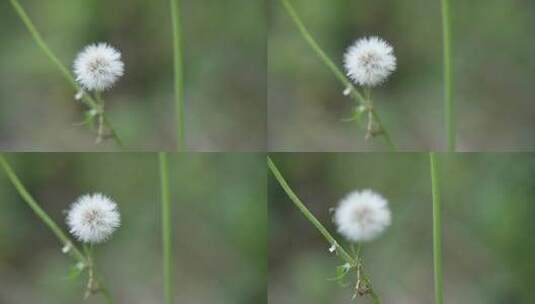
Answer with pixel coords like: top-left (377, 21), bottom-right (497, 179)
top-left (327, 263), bottom-right (353, 283)
top-left (66, 263), bottom-right (85, 280)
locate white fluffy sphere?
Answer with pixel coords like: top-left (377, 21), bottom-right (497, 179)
top-left (334, 189), bottom-right (391, 242)
top-left (73, 43), bottom-right (124, 91)
top-left (66, 193), bottom-right (120, 244)
top-left (344, 36), bottom-right (396, 87)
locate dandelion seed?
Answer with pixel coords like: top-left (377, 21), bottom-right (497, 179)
top-left (66, 193), bottom-right (120, 244)
top-left (344, 36), bottom-right (396, 87)
top-left (62, 243), bottom-right (71, 254)
top-left (75, 90), bottom-right (84, 101)
top-left (73, 43), bottom-right (124, 91)
top-left (329, 244), bottom-right (337, 253)
top-left (343, 87), bottom-right (352, 96)
top-left (334, 189), bottom-right (391, 242)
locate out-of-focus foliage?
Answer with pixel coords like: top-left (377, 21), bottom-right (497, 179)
top-left (0, 0), bottom-right (265, 151)
top-left (268, 0), bottom-right (535, 151)
top-left (0, 153), bottom-right (266, 303)
top-left (269, 153), bottom-right (535, 303)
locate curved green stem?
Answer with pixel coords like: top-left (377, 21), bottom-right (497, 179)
top-left (429, 153), bottom-right (444, 304)
top-left (159, 153), bottom-right (173, 304)
top-left (0, 154), bottom-right (85, 263)
top-left (279, 0), bottom-right (395, 150)
top-left (267, 157), bottom-right (355, 265)
top-left (170, 0), bottom-right (185, 151)
top-left (441, 0), bottom-right (455, 151)
top-left (9, 0), bottom-right (123, 148)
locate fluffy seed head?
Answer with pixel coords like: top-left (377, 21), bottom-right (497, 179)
top-left (66, 193), bottom-right (120, 244)
top-left (334, 189), bottom-right (391, 242)
top-left (344, 36), bottom-right (396, 87)
top-left (73, 43), bottom-right (124, 91)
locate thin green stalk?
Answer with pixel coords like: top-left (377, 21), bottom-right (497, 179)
top-left (9, 0), bottom-right (123, 147)
top-left (83, 245), bottom-right (114, 304)
top-left (9, 0), bottom-right (74, 88)
top-left (170, 0), bottom-right (185, 151)
top-left (429, 153), bottom-right (444, 304)
top-left (0, 154), bottom-right (85, 263)
top-left (441, 0), bottom-right (455, 151)
top-left (159, 153), bottom-right (173, 304)
top-left (94, 93), bottom-right (123, 147)
top-left (280, 0), bottom-right (364, 103)
top-left (267, 157), bottom-right (354, 265)
top-left (102, 115), bottom-right (124, 147)
top-left (279, 0), bottom-right (395, 151)
top-left (371, 109), bottom-right (395, 150)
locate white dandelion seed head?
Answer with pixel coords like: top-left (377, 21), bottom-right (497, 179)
top-left (73, 43), bottom-right (124, 91)
top-left (334, 189), bottom-right (391, 242)
top-left (344, 36), bottom-right (396, 87)
top-left (66, 193), bottom-right (120, 244)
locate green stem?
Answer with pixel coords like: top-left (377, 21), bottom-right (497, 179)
top-left (441, 0), bottom-right (455, 152)
top-left (279, 0), bottom-right (395, 150)
top-left (84, 244), bottom-right (114, 304)
top-left (9, 0), bottom-right (75, 89)
top-left (9, 0), bottom-right (123, 148)
top-left (371, 110), bottom-right (395, 151)
top-left (170, 0), bottom-right (185, 151)
top-left (280, 0), bottom-right (364, 103)
top-left (429, 153), bottom-right (444, 304)
top-left (102, 114), bottom-right (124, 147)
top-left (0, 154), bottom-right (85, 263)
top-left (267, 156), bottom-right (355, 265)
top-left (159, 153), bottom-right (173, 304)
top-left (93, 93), bottom-right (123, 147)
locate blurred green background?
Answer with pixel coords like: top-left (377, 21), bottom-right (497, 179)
top-left (269, 153), bottom-right (535, 303)
top-left (0, 153), bottom-right (266, 303)
top-left (0, 0), bottom-right (265, 151)
top-left (268, 0), bottom-right (535, 151)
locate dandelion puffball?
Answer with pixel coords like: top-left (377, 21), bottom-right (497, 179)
top-left (73, 43), bottom-right (124, 91)
top-left (344, 36), bottom-right (396, 87)
top-left (66, 193), bottom-right (120, 244)
top-left (334, 189), bottom-right (391, 242)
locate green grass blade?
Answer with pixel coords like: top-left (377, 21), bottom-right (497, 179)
top-left (429, 152), bottom-right (444, 304)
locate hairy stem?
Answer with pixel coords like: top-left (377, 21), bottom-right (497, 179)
top-left (441, 0), bottom-right (455, 151)
top-left (0, 154), bottom-right (85, 263)
top-left (159, 153), bottom-right (173, 304)
top-left (170, 0), bottom-right (185, 151)
top-left (9, 0), bottom-right (123, 147)
top-left (279, 0), bottom-right (395, 150)
top-left (429, 153), bottom-right (444, 304)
